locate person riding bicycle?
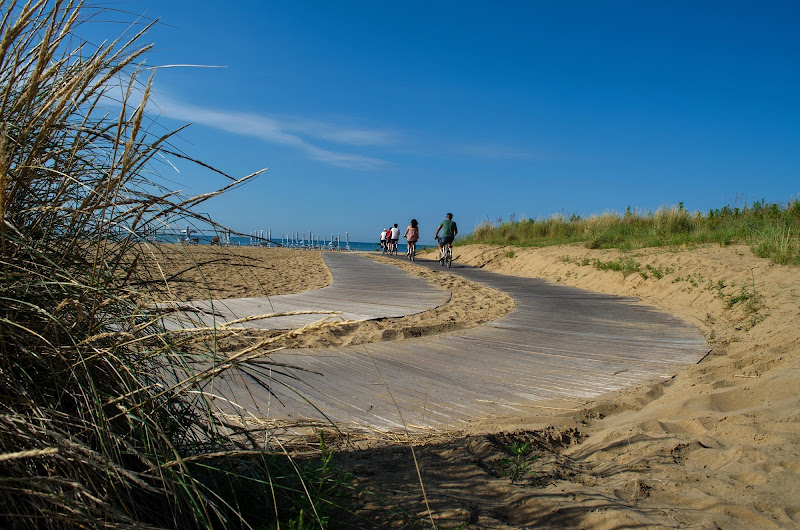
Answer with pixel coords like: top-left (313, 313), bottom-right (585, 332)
top-left (379, 228), bottom-right (387, 252)
top-left (434, 212), bottom-right (457, 260)
top-left (403, 219), bottom-right (419, 256)
top-left (389, 224), bottom-right (400, 254)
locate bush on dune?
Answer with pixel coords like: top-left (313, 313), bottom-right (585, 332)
top-left (464, 200), bottom-right (800, 264)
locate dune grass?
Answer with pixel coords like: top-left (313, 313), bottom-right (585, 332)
top-left (0, 2), bottom-right (352, 528)
top-left (461, 201), bottom-right (800, 264)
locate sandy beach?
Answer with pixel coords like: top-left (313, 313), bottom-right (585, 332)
top-left (147, 244), bottom-right (515, 350)
top-left (347, 243), bottom-right (798, 529)
top-left (156, 242), bottom-right (799, 528)
top-left (138, 244), bottom-right (333, 301)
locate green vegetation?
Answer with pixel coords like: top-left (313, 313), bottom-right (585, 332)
top-left (721, 271), bottom-right (764, 328)
top-left (562, 251), bottom-right (766, 326)
top-left (591, 256), bottom-right (644, 278)
top-left (461, 201), bottom-right (800, 265)
top-left (499, 441), bottom-right (540, 484)
top-left (264, 432), bottom-right (355, 529)
top-left (561, 255), bottom-right (676, 280)
top-left (0, 3), bottom-right (347, 528)
top-left (725, 284), bottom-right (762, 310)
top-left (645, 263), bottom-right (668, 279)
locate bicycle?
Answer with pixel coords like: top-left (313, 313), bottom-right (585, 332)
top-left (407, 240), bottom-right (417, 261)
top-left (437, 238), bottom-right (453, 268)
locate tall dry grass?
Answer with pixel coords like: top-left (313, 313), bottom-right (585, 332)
top-left (0, 2), bottom-right (348, 527)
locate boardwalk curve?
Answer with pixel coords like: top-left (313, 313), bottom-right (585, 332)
top-left (169, 252), bottom-right (451, 330)
top-left (220, 252), bottom-right (709, 433)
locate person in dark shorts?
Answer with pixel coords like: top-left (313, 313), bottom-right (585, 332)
top-left (379, 228), bottom-right (387, 252)
top-left (389, 223), bottom-right (400, 253)
top-left (434, 212), bottom-right (457, 259)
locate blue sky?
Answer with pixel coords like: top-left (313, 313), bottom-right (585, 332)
top-left (95, 1), bottom-right (797, 242)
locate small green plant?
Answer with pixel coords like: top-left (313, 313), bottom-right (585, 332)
top-left (499, 441), bottom-right (540, 484)
top-left (645, 264), bottom-right (665, 279)
top-left (286, 432), bottom-right (354, 529)
top-left (725, 284), bottom-right (763, 313)
top-left (713, 279), bottom-right (729, 300)
top-left (592, 258), bottom-right (620, 272)
top-left (678, 272), bottom-right (703, 288)
top-left (592, 256), bottom-right (642, 277)
top-left (622, 257), bottom-right (642, 277)
top-left (506, 250), bottom-right (516, 258)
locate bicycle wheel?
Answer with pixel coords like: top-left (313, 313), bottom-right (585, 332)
top-left (447, 249), bottom-right (452, 267)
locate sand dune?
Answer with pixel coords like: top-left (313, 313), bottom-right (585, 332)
top-left (154, 242), bottom-right (799, 528)
top-left (382, 243), bottom-right (799, 529)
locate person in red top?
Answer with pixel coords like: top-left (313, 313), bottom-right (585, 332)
top-left (386, 226), bottom-right (394, 253)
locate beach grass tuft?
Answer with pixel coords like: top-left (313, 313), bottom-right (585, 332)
top-left (0, 2), bottom-right (348, 527)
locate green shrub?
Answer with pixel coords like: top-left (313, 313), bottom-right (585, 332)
top-left (750, 222), bottom-right (800, 265)
top-left (467, 199), bottom-right (800, 265)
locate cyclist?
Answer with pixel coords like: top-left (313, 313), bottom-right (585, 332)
top-left (389, 224), bottom-right (400, 254)
top-left (434, 212), bottom-right (457, 261)
top-left (403, 219), bottom-right (419, 256)
top-left (379, 228), bottom-right (387, 253)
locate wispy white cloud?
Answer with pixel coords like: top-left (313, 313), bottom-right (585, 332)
top-left (278, 117), bottom-right (399, 146)
top-left (94, 77), bottom-right (540, 169)
top-left (151, 97), bottom-right (390, 170)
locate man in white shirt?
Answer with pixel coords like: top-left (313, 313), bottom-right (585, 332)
top-left (389, 224), bottom-right (400, 254)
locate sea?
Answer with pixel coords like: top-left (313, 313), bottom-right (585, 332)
top-left (147, 231), bottom-right (430, 254)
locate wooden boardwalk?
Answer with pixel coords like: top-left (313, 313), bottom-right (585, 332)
top-left (168, 252), bottom-right (451, 330)
top-left (217, 252), bottom-right (709, 434)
